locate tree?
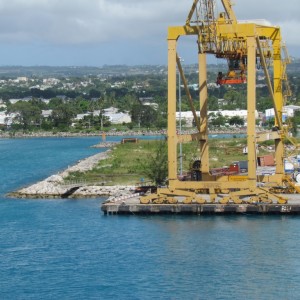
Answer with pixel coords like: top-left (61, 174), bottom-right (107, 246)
top-left (48, 98), bottom-right (63, 109)
top-left (223, 89), bottom-right (246, 109)
top-left (30, 98), bottom-right (48, 110)
top-left (290, 111), bottom-right (300, 134)
top-left (228, 115), bottom-right (244, 126)
top-left (89, 89), bottom-right (101, 99)
top-left (209, 112), bottom-right (227, 127)
top-left (51, 103), bottom-right (76, 129)
top-left (208, 95), bottom-right (219, 111)
top-left (130, 104), bottom-right (158, 128)
top-left (257, 96), bottom-right (273, 111)
top-left (139, 140), bottom-right (168, 185)
top-left (8, 101), bottom-right (41, 129)
top-left (74, 97), bottom-right (90, 113)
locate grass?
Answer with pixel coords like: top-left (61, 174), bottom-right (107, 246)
top-left (64, 138), bottom-right (272, 185)
top-left (65, 140), bottom-right (163, 185)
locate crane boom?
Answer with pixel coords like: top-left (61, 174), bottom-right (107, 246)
top-left (220, 0), bottom-right (237, 23)
top-left (186, 0), bottom-right (199, 25)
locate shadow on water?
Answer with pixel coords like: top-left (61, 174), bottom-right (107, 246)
top-left (61, 186), bottom-right (81, 198)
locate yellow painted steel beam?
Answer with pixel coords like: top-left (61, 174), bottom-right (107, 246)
top-left (246, 36), bottom-right (257, 190)
top-left (168, 26), bottom-right (198, 40)
top-left (228, 176), bottom-right (248, 182)
top-left (199, 53), bottom-right (209, 173)
top-left (257, 174), bottom-right (286, 184)
top-left (176, 54), bottom-right (201, 131)
top-left (186, 0), bottom-right (199, 26)
top-left (273, 35), bottom-right (285, 176)
top-left (221, 0), bottom-right (237, 23)
top-left (168, 24), bottom-right (279, 42)
top-left (157, 188), bottom-right (196, 197)
top-left (256, 36), bottom-right (282, 130)
top-left (174, 180), bottom-right (252, 190)
top-left (256, 131), bottom-right (281, 142)
top-left (167, 39), bottom-right (178, 187)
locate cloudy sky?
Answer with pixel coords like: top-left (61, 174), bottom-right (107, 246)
top-left (0, 0), bottom-right (298, 66)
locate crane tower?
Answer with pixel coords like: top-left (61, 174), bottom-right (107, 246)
top-left (141, 0), bottom-right (299, 205)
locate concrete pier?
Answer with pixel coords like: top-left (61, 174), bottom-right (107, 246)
top-left (101, 195), bottom-right (300, 215)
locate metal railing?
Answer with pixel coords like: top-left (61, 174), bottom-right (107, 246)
top-left (62, 179), bottom-right (108, 188)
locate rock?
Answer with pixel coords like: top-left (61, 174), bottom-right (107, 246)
top-left (8, 144), bottom-right (139, 200)
top-left (47, 175), bottom-right (64, 183)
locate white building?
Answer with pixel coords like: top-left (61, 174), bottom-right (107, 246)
top-left (265, 105), bottom-right (300, 121)
top-left (43, 78), bottom-right (60, 85)
top-left (9, 99), bottom-right (24, 104)
top-left (143, 102), bottom-right (158, 110)
top-left (16, 77), bottom-right (28, 82)
top-left (176, 109), bottom-right (258, 127)
top-left (104, 107), bottom-right (119, 114)
top-left (209, 109), bottom-right (258, 120)
top-left (74, 113), bottom-right (91, 121)
top-left (41, 110), bottom-right (53, 118)
top-left (207, 82), bottom-right (219, 89)
top-left (0, 112), bottom-right (6, 125)
top-left (75, 107), bottom-right (132, 124)
top-left (106, 112), bottom-right (131, 124)
top-left (176, 111), bottom-right (200, 127)
top-left (0, 112), bottom-right (18, 126)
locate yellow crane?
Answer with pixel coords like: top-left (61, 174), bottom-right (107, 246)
top-left (141, 0), bottom-right (298, 205)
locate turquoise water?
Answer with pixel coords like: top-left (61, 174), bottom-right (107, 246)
top-left (1, 136), bottom-right (300, 299)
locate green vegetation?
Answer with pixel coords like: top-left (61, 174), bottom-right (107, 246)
top-left (65, 138), bottom-right (274, 185)
top-left (181, 138), bottom-right (251, 169)
top-left (65, 140), bottom-right (168, 185)
top-left (137, 140), bottom-right (168, 185)
top-left (1, 64), bottom-right (300, 133)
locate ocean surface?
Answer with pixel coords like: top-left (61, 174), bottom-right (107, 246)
top-left (1, 135), bottom-right (300, 299)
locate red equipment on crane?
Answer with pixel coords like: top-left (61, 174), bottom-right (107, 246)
top-left (216, 50), bottom-right (247, 85)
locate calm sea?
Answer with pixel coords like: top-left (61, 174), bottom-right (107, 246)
top-left (1, 136), bottom-right (300, 299)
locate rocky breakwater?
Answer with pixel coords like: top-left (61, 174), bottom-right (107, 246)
top-left (70, 185), bottom-right (136, 199)
top-left (9, 150), bottom-right (136, 199)
top-left (90, 141), bottom-right (119, 148)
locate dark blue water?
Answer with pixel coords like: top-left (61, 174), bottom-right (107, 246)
top-left (1, 136), bottom-right (300, 299)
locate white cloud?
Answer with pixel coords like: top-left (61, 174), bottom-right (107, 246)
top-left (0, 0), bottom-right (298, 48)
top-left (0, 0), bottom-right (191, 44)
top-left (234, 0), bottom-right (300, 47)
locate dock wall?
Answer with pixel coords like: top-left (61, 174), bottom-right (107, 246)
top-left (101, 203), bottom-right (300, 215)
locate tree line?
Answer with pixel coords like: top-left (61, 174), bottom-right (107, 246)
top-left (1, 69), bottom-right (300, 132)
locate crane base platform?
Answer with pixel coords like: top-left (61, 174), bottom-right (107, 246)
top-left (101, 195), bottom-right (300, 215)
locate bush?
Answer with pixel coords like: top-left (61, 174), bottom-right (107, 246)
top-left (138, 140), bottom-right (168, 185)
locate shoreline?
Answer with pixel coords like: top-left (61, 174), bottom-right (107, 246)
top-left (0, 128), bottom-right (248, 139)
top-left (6, 128), bottom-right (248, 200)
top-left (0, 130), bottom-right (164, 139)
top-left (8, 146), bottom-right (136, 200)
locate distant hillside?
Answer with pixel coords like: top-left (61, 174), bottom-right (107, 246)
top-left (0, 64), bottom-right (227, 78)
top-left (0, 65), bottom-right (167, 78)
top-left (0, 60), bottom-right (298, 78)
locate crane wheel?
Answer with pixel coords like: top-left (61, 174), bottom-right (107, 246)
top-left (165, 197), bottom-right (178, 204)
top-left (140, 197), bottom-right (150, 204)
top-left (183, 197), bottom-right (193, 204)
top-left (232, 196), bottom-right (243, 204)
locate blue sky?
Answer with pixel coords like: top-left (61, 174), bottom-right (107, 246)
top-left (0, 0), bottom-right (298, 66)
